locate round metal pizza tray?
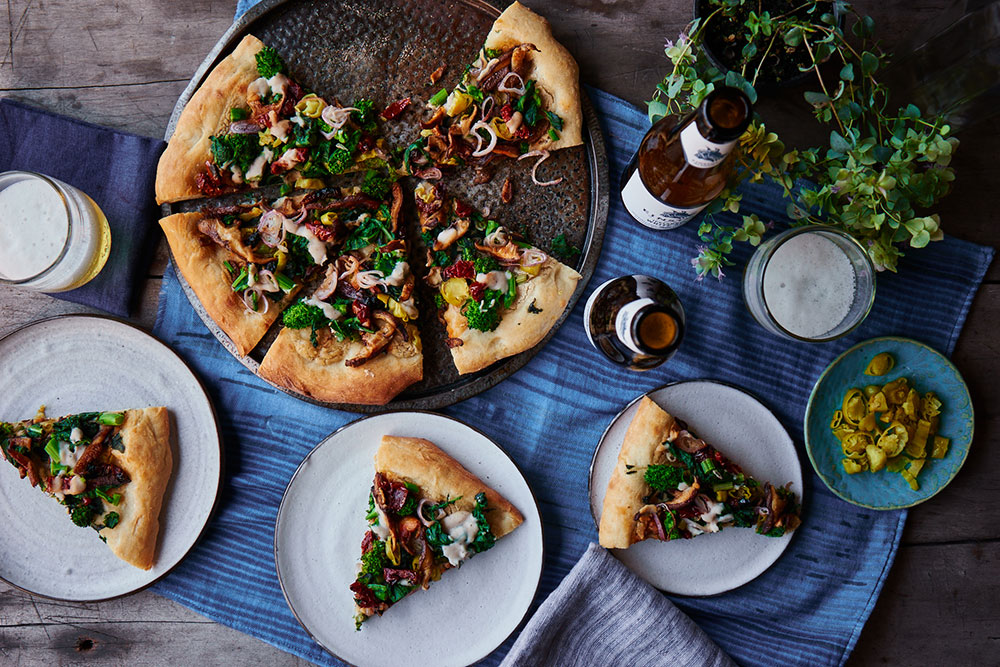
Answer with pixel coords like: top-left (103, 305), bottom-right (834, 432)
top-left (160, 0), bottom-right (609, 413)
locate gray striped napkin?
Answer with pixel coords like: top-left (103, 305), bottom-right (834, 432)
top-left (500, 544), bottom-right (736, 667)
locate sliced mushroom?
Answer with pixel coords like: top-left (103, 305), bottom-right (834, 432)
top-left (197, 218), bottom-right (272, 264)
top-left (345, 312), bottom-right (398, 367)
top-left (433, 218), bottom-right (470, 251)
top-left (663, 478), bottom-right (701, 511)
top-left (475, 239), bottom-right (521, 263)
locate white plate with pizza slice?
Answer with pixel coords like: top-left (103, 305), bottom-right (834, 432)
top-left (589, 380), bottom-right (803, 596)
top-left (0, 315), bottom-right (222, 601)
top-left (274, 411), bottom-right (543, 667)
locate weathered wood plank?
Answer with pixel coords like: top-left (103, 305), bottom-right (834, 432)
top-left (0, 582), bottom-right (309, 666)
top-left (848, 540), bottom-right (1000, 665)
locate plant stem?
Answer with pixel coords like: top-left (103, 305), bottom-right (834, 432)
top-left (802, 32), bottom-right (847, 136)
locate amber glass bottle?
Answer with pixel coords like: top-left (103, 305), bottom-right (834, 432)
top-left (621, 86), bottom-right (752, 230)
top-left (583, 275), bottom-right (685, 371)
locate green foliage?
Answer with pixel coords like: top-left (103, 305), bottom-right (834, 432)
top-left (283, 234), bottom-right (315, 279)
top-left (473, 255), bottom-right (499, 274)
top-left (103, 512), bottom-right (120, 529)
top-left (352, 99), bottom-right (378, 133)
top-left (209, 134), bottom-right (263, 172)
top-left (550, 233), bottom-right (580, 261)
top-left (516, 79), bottom-right (543, 126)
top-left (70, 503), bottom-right (98, 528)
top-left (644, 464), bottom-right (688, 493)
top-left (458, 237), bottom-right (477, 262)
top-left (470, 493), bottom-right (496, 553)
top-left (464, 289), bottom-right (503, 332)
top-left (648, 0), bottom-right (958, 278)
top-left (255, 46), bottom-right (285, 78)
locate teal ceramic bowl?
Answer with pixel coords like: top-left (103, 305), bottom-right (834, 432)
top-left (805, 337), bottom-right (974, 510)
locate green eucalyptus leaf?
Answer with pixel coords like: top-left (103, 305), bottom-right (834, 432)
top-left (840, 63), bottom-right (854, 82)
top-left (861, 51), bottom-right (879, 75)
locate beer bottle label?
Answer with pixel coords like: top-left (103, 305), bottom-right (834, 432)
top-left (680, 122), bottom-right (737, 168)
top-left (621, 169), bottom-right (706, 230)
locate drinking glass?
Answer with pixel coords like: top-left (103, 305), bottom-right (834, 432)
top-left (0, 171), bottom-right (111, 292)
top-left (743, 225), bottom-right (875, 342)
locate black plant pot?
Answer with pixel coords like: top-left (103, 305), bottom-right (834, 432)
top-left (694, 0), bottom-right (843, 89)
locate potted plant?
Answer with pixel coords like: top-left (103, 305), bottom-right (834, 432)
top-left (649, 0), bottom-right (959, 279)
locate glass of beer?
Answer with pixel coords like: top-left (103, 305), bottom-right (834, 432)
top-left (0, 171), bottom-right (111, 292)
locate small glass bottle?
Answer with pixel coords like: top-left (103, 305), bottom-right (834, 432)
top-left (584, 275), bottom-right (685, 370)
top-left (620, 86), bottom-right (752, 230)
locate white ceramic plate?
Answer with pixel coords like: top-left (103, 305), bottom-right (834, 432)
top-left (275, 411), bottom-right (543, 667)
top-left (0, 315), bottom-right (222, 600)
top-left (589, 380), bottom-right (803, 596)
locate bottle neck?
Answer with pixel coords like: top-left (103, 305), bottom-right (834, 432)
top-left (678, 116), bottom-right (738, 169)
top-left (614, 299), bottom-right (677, 356)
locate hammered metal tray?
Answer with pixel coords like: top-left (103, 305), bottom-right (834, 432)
top-left (161, 0), bottom-right (609, 412)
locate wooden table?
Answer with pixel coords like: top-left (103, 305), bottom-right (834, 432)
top-left (1, 0), bottom-right (996, 664)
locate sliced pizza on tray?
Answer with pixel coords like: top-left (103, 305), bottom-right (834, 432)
top-left (1, 407), bottom-right (172, 570)
top-left (409, 1), bottom-right (582, 181)
top-left (599, 397), bottom-right (801, 549)
top-left (258, 182), bottom-right (423, 404)
top-left (155, 34), bottom-right (386, 204)
top-left (351, 435), bottom-right (523, 629)
top-left (414, 179), bottom-right (581, 374)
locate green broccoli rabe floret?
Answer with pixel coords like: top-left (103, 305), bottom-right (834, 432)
top-left (361, 540), bottom-right (388, 576)
top-left (352, 99), bottom-right (378, 133)
top-left (644, 464), bottom-right (688, 493)
top-left (458, 237), bottom-right (477, 262)
top-left (473, 255), bottom-right (500, 274)
top-left (361, 169), bottom-right (393, 200)
top-left (464, 290), bottom-right (503, 332)
top-left (255, 46), bottom-right (285, 78)
top-left (282, 301), bottom-right (328, 330)
top-left (70, 504), bottom-right (97, 527)
top-left (470, 492), bottom-right (496, 553)
top-left (209, 134), bottom-right (262, 172)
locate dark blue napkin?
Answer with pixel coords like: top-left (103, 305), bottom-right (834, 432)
top-left (150, 86), bottom-right (994, 667)
top-left (0, 98), bottom-right (165, 316)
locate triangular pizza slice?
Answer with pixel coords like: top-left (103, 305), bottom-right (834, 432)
top-left (599, 397), bottom-right (800, 549)
top-left (409, 1), bottom-right (582, 181)
top-left (414, 180), bottom-right (580, 375)
top-left (155, 34), bottom-right (385, 204)
top-left (351, 436), bottom-right (523, 629)
top-left (1, 407), bottom-right (172, 570)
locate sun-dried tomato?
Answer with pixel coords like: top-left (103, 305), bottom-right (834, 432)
top-left (499, 103), bottom-right (514, 121)
top-left (442, 260), bottom-right (474, 280)
top-left (357, 133), bottom-right (375, 153)
top-left (454, 199), bottom-right (473, 218)
top-left (352, 300), bottom-right (372, 328)
top-left (514, 125), bottom-right (532, 140)
top-left (380, 97), bottom-right (411, 120)
top-left (361, 530), bottom-right (375, 554)
top-left (350, 581), bottom-right (379, 609)
top-left (468, 282), bottom-right (486, 301)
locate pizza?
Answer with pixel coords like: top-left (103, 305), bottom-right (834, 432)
top-left (598, 397), bottom-right (801, 549)
top-left (0, 407), bottom-right (172, 570)
top-left (257, 182), bottom-right (424, 405)
top-left (155, 4), bottom-right (587, 404)
top-left (415, 180), bottom-right (581, 374)
top-left (155, 34), bottom-right (386, 204)
top-left (351, 435), bottom-right (523, 629)
top-left (410, 1), bottom-right (582, 183)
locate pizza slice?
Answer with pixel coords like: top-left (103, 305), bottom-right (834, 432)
top-left (0, 407), bottom-right (172, 570)
top-left (159, 190), bottom-right (347, 356)
top-left (351, 436), bottom-right (523, 629)
top-left (599, 397), bottom-right (801, 549)
top-left (155, 34), bottom-right (387, 204)
top-left (258, 182), bottom-right (423, 404)
top-left (414, 180), bottom-right (580, 374)
top-left (407, 1), bottom-right (582, 182)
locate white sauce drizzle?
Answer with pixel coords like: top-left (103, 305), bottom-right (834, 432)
top-left (439, 510), bottom-right (479, 567)
top-left (302, 296), bottom-right (343, 321)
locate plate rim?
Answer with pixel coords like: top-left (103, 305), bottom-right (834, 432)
top-left (0, 313), bottom-right (225, 603)
top-left (804, 335), bottom-right (975, 510)
top-left (159, 0), bottom-right (610, 413)
top-left (273, 409), bottom-right (545, 665)
top-left (587, 378), bottom-right (804, 597)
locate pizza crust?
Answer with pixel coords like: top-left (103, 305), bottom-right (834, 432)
top-left (155, 34), bottom-right (264, 204)
top-left (484, 1), bottom-right (583, 151)
top-left (443, 258), bottom-right (581, 375)
top-left (159, 212), bottom-right (299, 356)
top-left (258, 325), bottom-right (423, 405)
top-left (598, 396), bottom-right (676, 549)
top-left (98, 407), bottom-right (173, 570)
top-left (375, 436), bottom-right (523, 538)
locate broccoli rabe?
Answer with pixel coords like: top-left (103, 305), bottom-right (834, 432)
top-left (361, 169), bottom-right (393, 200)
top-left (70, 504), bottom-right (97, 527)
top-left (469, 492), bottom-right (496, 553)
top-left (644, 464), bottom-right (688, 493)
top-left (282, 301), bottom-right (328, 330)
top-left (361, 540), bottom-right (388, 575)
top-left (458, 237), bottom-right (477, 262)
top-left (464, 289), bottom-right (502, 332)
top-left (473, 255), bottom-right (500, 274)
top-left (351, 99), bottom-right (378, 133)
top-left (209, 134), bottom-right (262, 172)
top-left (255, 46), bottom-right (285, 78)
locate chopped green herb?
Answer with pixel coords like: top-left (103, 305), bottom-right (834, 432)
top-left (428, 88), bottom-right (449, 107)
top-left (103, 512), bottom-right (121, 529)
top-left (98, 412), bottom-right (124, 426)
top-left (550, 233), bottom-right (581, 261)
top-left (644, 464), bottom-right (688, 493)
top-left (230, 107), bottom-right (248, 122)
